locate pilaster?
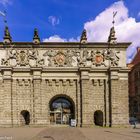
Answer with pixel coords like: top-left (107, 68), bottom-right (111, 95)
top-left (32, 68), bottom-right (42, 125)
top-left (79, 67), bottom-right (92, 127)
top-left (2, 68), bottom-right (13, 127)
top-left (76, 79), bottom-right (81, 127)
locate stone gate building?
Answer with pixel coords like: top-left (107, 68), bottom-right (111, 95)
top-left (0, 26), bottom-right (131, 127)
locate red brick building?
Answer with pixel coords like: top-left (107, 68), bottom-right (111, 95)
top-left (128, 48), bottom-right (140, 121)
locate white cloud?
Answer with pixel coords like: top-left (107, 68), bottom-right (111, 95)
top-left (84, 1), bottom-right (140, 63)
top-left (43, 35), bottom-right (66, 42)
top-left (0, 0), bottom-right (11, 5)
top-left (48, 16), bottom-right (60, 26)
top-left (43, 35), bottom-right (80, 42)
top-left (68, 36), bottom-right (80, 42)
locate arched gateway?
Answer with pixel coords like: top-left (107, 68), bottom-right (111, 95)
top-left (0, 26), bottom-right (130, 127)
top-left (49, 96), bottom-right (75, 125)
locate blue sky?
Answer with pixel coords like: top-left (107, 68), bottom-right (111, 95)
top-left (0, 0), bottom-right (140, 62)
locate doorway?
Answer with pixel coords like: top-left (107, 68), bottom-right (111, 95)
top-left (94, 110), bottom-right (103, 126)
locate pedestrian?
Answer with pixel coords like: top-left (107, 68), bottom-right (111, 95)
top-left (133, 121), bottom-right (136, 129)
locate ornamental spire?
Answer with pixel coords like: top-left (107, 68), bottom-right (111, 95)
top-left (108, 26), bottom-right (117, 44)
top-left (33, 28), bottom-right (40, 44)
top-left (3, 26), bottom-right (12, 44)
top-left (108, 11), bottom-right (117, 44)
top-left (80, 29), bottom-right (87, 43)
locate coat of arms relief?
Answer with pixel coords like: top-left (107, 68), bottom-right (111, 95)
top-left (1, 48), bottom-right (120, 68)
top-left (1, 49), bottom-right (44, 67)
top-left (43, 50), bottom-right (75, 67)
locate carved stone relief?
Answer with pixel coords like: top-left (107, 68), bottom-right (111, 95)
top-left (43, 50), bottom-right (75, 67)
top-left (1, 48), bottom-right (120, 68)
top-left (1, 49), bottom-right (44, 67)
top-left (91, 50), bottom-right (106, 67)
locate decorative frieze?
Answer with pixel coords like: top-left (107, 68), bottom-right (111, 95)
top-left (1, 48), bottom-right (120, 68)
top-left (1, 49), bottom-right (44, 67)
top-left (43, 50), bottom-right (75, 67)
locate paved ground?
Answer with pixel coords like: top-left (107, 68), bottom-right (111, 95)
top-left (0, 126), bottom-right (140, 140)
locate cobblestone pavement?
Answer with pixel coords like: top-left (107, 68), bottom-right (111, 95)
top-left (0, 127), bottom-right (140, 140)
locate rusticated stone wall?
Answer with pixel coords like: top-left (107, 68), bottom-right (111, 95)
top-left (111, 79), bottom-right (129, 126)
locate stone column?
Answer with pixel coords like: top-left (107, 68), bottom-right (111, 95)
top-left (2, 68), bottom-right (13, 127)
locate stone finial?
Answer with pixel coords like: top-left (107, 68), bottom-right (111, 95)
top-left (33, 28), bottom-right (40, 44)
top-left (108, 26), bottom-right (117, 44)
top-left (3, 26), bottom-right (12, 44)
top-left (80, 29), bottom-right (87, 43)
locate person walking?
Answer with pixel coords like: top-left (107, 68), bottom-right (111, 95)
top-left (133, 121), bottom-right (136, 129)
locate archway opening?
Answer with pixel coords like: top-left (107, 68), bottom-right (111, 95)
top-left (50, 96), bottom-right (75, 125)
top-left (94, 110), bottom-right (103, 126)
top-left (20, 110), bottom-right (30, 125)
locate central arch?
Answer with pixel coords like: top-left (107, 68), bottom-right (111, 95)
top-left (49, 95), bottom-right (75, 125)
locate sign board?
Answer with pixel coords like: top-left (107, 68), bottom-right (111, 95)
top-left (71, 119), bottom-right (76, 127)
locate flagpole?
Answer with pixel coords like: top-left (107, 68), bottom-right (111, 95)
top-left (0, 10), bottom-right (7, 26)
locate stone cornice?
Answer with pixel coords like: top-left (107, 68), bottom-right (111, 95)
top-left (0, 42), bottom-right (131, 48)
top-left (0, 67), bottom-right (129, 72)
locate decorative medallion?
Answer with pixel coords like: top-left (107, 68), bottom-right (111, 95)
top-left (95, 54), bottom-right (104, 64)
top-left (17, 50), bottom-right (28, 66)
top-left (91, 50), bottom-right (106, 67)
top-left (54, 51), bottom-right (66, 66)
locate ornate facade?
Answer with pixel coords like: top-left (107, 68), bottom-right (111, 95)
top-left (0, 26), bottom-right (131, 127)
